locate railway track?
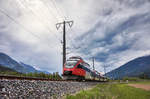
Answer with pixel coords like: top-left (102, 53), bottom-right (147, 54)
top-left (0, 75), bottom-right (107, 82)
top-left (0, 75), bottom-right (64, 81)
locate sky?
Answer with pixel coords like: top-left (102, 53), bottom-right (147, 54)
top-left (0, 0), bottom-right (150, 73)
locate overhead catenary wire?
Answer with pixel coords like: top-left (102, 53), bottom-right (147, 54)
top-left (20, 0), bottom-right (77, 53)
top-left (37, 0), bottom-right (64, 43)
top-left (0, 8), bottom-right (40, 39)
top-left (27, 0), bottom-right (78, 53)
top-left (19, 0), bottom-right (78, 53)
top-left (47, 0), bottom-right (78, 54)
top-left (16, 0), bottom-right (62, 43)
top-left (0, 7), bottom-right (58, 49)
top-left (38, 0), bottom-right (60, 22)
top-left (50, 0), bottom-right (77, 53)
top-left (42, 0), bottom-right (75, 51)
top-left (50, 0), bottom-right (66, 20)
top-left (52, 0), bottom-right (70, 20)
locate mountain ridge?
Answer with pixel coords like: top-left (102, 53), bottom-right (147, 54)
top-left (0, 52), bottom-right (49, 74)
top-left (0, 64), bottom-right (19, 73)
top-left (106, 55), bottom-right (150, 79)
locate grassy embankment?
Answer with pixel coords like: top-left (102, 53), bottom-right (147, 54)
top-left (66, 81), bottom-right (150, 99)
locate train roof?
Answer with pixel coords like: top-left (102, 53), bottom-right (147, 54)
top-left (67, 56), bottom-right (91, 68)
top-left (69, 56), bottom-right (82, 59)
top-left (67, 56), bottom-right (83, 61)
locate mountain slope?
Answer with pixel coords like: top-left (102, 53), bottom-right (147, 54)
top-left (106, 55), bottom-right (150, 79)
top-left (0, 53), bottom-right (26, 73)
top-left (20, 62), bottom-right (38, 73)
top-left (0, 64), bottom-right (18, 73)
top-left (0, 52), bottom-right (49, 73)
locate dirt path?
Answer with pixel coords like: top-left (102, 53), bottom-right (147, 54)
top-left (128, 84), bottom-right (150, 91)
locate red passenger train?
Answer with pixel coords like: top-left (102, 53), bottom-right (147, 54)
top-left (62, 56), bottom-right (106, 81)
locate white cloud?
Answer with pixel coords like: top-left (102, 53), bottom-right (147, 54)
top-left (90, 47), bottom-right (109, 56)
top-left (0, 0), bottom-right (150, 74)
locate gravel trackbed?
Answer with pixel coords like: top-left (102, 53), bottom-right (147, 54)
top-left (0, 79), bottom-right (99, 99)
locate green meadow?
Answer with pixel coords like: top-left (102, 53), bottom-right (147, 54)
top-left (65, 81), bottom-right (150, 99)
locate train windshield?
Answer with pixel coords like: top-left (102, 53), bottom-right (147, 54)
top-left (65, 60), bottom-right (77, 68)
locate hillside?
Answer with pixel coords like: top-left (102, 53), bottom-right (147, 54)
top-left (106, 55), bottom-right (150, 79)
top-left (0, 52), bottom-right (49, 73)
top-left (0, 53), bottom-right (25, 73)
top-left (0, 64), bottom-right (18, 73)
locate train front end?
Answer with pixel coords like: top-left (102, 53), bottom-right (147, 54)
top-left (62, 56), bottom-right (85, 80)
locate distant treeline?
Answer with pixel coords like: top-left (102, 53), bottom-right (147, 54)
top-left (109, 72), bottom-right (150, 81)
top-left (0, 71), bottom-right (62, 80)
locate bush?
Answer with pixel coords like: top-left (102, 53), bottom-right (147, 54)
top-left (0, 71), bottom-right (62, 80)
top-left (123, 77), bottom-right (140, 81)
top-left (139, 73), bottom-right (150, 79)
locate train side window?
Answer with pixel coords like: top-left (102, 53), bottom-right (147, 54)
top-left (77, 64), bottom-right (82, 69)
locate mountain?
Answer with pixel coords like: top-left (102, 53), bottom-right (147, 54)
top-left (0, 64), bottom-right (18, 73)
top-left (0, 53), bottom-right (26, 73)
top-left (20, 62), bottom-right (38, 73)
top-left (106, 55), bottom-right (150, 79)
top-left (0, 52), bottom-right (49, 73)
top-left (20, 62), bottom-right (49, 74)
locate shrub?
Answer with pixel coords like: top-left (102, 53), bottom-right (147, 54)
top-left (123, 77), bottom-right (140, 81)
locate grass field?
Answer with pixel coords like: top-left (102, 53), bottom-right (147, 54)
top-left (65, 82), bottom-right (150, 99)
top-left (130, 80), bottom-right (150, 84)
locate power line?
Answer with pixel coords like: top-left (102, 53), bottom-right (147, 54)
top-left (18, 0), bottom-right (76, 54)
top-left (37, 0), bottom-right (63, 42)
top-left (17, 0), bottom-right (53, 31)
top-left (52, 0), bottom-right (69, 20)
top-left (51, 0), bottom-right (66, 20)
top-left (16, 0), bottom-right (62, 43)
top-left (38, 0), bottom-right (60, 22)
top-left (0, 7), bottom-right (56, 49)
top-left (0, 8), bottom-right (40, 39)
top-left (46, 0), bottom-right (76, 53)
top-left (21, 0), bottom-right (53, 22)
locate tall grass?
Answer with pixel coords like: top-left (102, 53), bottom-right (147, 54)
top-left (66, 83), bottom-right (150, 99)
